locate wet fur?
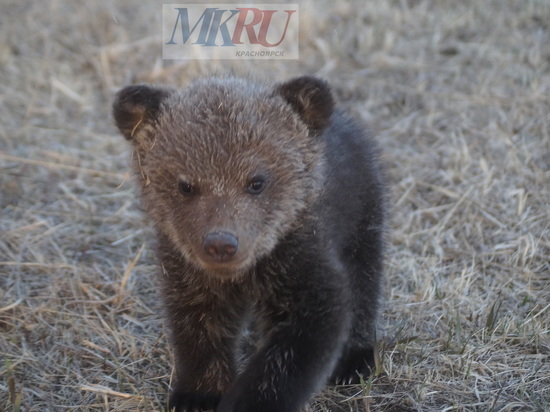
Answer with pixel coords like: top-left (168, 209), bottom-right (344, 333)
top-left (113, 75), bottom-right (385, 412)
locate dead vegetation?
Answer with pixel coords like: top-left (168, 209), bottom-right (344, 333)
top-left (1, 0), bottom-right (548, 411)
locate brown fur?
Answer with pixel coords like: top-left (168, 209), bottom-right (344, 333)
top-left (120, 78), bottom-right (325, 278)
top-left (113, 75), bottom-right (385, 412)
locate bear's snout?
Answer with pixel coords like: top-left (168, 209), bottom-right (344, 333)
top-left (203, 231), bottom-right (239, 262)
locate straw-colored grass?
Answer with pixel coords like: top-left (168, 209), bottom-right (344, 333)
top-left (1, 0), bottom-right (548, 411)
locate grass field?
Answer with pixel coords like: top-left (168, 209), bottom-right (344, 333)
top-left (1, 0), bottom-right (549, 411)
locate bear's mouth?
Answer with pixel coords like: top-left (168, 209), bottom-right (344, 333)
top-left (200, 261), bottom-right (253, 279)
top-left (195, 253), bottom-right (255, 278)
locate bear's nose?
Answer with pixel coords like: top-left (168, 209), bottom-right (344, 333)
top-left (203, 231), bottom-right (239, 261)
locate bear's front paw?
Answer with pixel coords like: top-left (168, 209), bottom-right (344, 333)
top-left (168, 390), bottom-right (221, 412)
top-left (215, 384), bottom-right (254, 412)
top-left (331, 347), bottom-right (376, 385)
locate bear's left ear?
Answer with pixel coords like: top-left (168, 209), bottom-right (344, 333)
top-left (276, 76), bottom-right (334, 135)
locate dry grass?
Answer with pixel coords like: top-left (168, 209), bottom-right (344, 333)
top-left (1, 0), bottom-right (548, 411)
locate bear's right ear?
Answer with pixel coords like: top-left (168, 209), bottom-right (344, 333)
top-left (112, 85), bottom-right (172, 140)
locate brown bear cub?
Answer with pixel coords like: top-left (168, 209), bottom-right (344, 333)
top-left (113, 75), bottom-right (385, 412)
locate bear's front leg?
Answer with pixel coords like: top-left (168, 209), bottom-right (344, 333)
top-left (217, 263), bottom-right (350, 412)
top-left (165, 285), bottom-right (246, 412)
top-left (159, 261), bottom-right (247, 411)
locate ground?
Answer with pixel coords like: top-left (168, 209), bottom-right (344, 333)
top-left (0, 0), bottom-right (548, 411)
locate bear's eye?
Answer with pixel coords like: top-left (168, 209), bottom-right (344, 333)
top-left (178, 180), bottom-right (195, 196)
top-left (246, 176), bottom-right (267, 195)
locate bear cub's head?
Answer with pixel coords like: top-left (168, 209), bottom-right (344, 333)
top-left (113, 76), bottom-right (334, 277)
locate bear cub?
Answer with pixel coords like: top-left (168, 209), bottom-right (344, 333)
top-left (113, 75), bottom-right (385, 412)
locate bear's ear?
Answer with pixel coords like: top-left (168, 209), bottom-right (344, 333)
top-left (276, 76), bottom-right (334, 134)
top-left (113, 85), bottom-right (172, 140)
